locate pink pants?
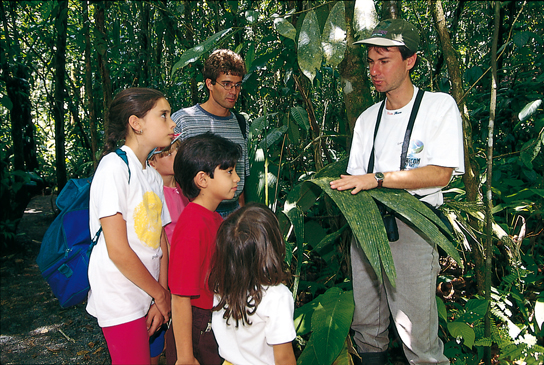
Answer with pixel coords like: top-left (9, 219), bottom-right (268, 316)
top-left (102, 317), bottom-right (150, 365)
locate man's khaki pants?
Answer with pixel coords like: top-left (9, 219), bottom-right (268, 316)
top-left (350, 218), bottom-right (450, 364)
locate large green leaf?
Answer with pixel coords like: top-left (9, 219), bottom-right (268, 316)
top-left (315, 158), bottom-right (349, 179)
top-left (305, 178), bottom-right (395, 286)
top-left (249, 113), bottom-right (278, 136)
top-left (298, 10), bottom-right (322, 83)
top-left (296, 288), bottom-right (354, 365)
top-left (257, 125), bottom-right (288, 150)
top-left (447, 322), bottom-right (475, 349)
top-left (273, 17), bottom-right (297, 41)
top-left (171, 28), bottom-right (232, 77)
top-left (321, 1), bottom-right (346, 66)
top-left (368, 188), bottom-right (463, 268)
top-left (294, 294), bottom-right (321, 336)
top-left (290, 106), bottom-right (311, 131)
top-left (353, 0), bottom-right (378, 39)
top-left (518, 99), bottom-right (542, 122)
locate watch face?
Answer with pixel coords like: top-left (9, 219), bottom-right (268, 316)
top-left (375, 172), bottom-right (384, 179)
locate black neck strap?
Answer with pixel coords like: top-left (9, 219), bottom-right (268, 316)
top-left (367, 89), bottom-right (425, 173)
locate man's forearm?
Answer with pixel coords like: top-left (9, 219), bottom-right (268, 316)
top-left (382, 165), bottom-right (454, 190)
top-left (330, 165), bottom-right (454, 194)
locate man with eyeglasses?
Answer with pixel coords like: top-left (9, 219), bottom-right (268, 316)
top-left (171, 49), bottom-right (249, 219)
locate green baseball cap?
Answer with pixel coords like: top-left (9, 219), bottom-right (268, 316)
top-left (354, 19), bottom-right (420, 53)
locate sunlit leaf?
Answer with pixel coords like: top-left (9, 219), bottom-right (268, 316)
top-left (273, 18), bottom-right (296, 41)
top-left (244, 10), bottom-right (259, 23)
top-left (321, 1), bottom-right (346, 66)
top-left (353, 0), bottom-right (378, 39)
top-left (171, 28), bottom-right (232, 77)
top-left (518, 99), bottom-right (542, 122)
top-left (298, 10), bottom-right (322, 83)
top-left (447, 322), bottom-right (475, 349)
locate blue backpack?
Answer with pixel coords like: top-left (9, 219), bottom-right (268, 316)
top-left (37, 149), bottom-right (130, 308)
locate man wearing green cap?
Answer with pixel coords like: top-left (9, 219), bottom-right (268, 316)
top-left (330, 19), bottom-right (464, 364)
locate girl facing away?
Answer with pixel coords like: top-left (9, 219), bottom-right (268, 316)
top-left (208, 203), bottom-right (297, 365)
top-left (87, 88), bottom-right (175, 364)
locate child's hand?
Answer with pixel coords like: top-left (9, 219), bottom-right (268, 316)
top-left (153, 287), bottom-right (171, 322)
top-left (146, 304), bottom-right (164, 336)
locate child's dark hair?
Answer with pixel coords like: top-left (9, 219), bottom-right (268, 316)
top-left (202, 49), bottom-right (246, 81)
top-left (209, 203), bottom-right (289, 327)
top-left (174, 132), bottom-right (242, 200)
top-left (101, 88), bottom-right (165, 158)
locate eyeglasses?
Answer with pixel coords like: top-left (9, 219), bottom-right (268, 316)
top-left (212, 80), bottom-right (242, 91)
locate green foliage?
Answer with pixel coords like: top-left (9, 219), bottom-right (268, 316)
top-left (171, 28), bottom-right (233, 78)
top-left (295, 287), bottom-right (354, 365)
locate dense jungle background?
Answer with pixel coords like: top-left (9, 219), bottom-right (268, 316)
top-left (1, 1), bottom-right (543, 364)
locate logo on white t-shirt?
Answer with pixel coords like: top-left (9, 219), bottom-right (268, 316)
top-left (404, 140), bottom-right (424, 170)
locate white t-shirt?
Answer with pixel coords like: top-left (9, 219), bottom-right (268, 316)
top-left (347, 86), bottom-right (465, 206)
top-left (212, 284), bottom-right (296, 365)
top-left (87, 145), bottom-right (171, 327)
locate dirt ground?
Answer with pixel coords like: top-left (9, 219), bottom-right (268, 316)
top-left (0, 194), bottom-right (111, 364)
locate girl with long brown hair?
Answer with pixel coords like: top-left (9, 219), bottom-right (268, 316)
top-left (209, 203), bottom-right (296, 365)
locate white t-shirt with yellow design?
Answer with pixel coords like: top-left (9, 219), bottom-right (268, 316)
top-left (87, 145), bottom-right (171, 327)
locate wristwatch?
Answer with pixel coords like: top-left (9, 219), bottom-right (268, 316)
top-left (374, 172), bottom-right (384, 188)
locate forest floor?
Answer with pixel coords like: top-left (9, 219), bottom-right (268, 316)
top-left (0, 194), bottom-right (111, 364)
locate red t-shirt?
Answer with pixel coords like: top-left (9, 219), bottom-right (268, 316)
top-left (169, 202), bottom-right (223, 309)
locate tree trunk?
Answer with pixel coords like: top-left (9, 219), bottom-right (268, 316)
top-left (95, 1), bottom-right (113, 134)
top-left (1, 2), bottom-right (38, 173)
top-left (138, 1), bottom-right (151, 87)
top-left (183, 0), bottom-right (198, 105)
top-left (484, 3), bottom-right (500, 364)
top-left (53, 0), bottom-right (68, 191)
top-left (83, 0), bottom-right (98, 168)
top-left (431, 0), bottom-right (483, 292)
top-left (338, 0), bottom-right (374, 137)
top-left (380, 1), bottom-right (401, 19)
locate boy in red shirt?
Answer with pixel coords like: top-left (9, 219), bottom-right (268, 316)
top-left (169, 132), bottom-right (241, 365)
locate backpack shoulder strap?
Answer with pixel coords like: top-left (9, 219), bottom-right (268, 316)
top-left (232, 111), bottom-right (247, 139)
top-left (90, 148), bottom-right (131, 250)
top-left (114, 148), bottom-right (131, 183)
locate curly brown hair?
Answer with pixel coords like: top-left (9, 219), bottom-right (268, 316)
top-left (202, 49), bottom-right (246, 82)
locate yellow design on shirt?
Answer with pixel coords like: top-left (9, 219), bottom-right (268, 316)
top-left (134, 191), bottom-right (162, 249)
